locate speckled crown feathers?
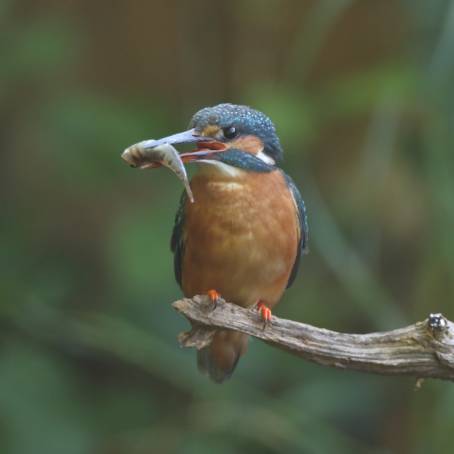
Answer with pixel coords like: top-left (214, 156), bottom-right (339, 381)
top-left (189, 103), bottom-right (283, 162)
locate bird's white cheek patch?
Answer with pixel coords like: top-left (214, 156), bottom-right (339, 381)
top-left (256, 150), bottom-right (275, 165)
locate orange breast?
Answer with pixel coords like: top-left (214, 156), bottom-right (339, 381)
top-left (181, 166), bottom-right (299, 308)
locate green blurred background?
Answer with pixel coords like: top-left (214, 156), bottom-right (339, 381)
top-left (2, 0), bottom-right (454, 453)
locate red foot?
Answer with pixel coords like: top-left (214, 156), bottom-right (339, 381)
top-left (207, 289), bottom-right (221, 307)
top-left (256, 301), bottom-right (272, 324)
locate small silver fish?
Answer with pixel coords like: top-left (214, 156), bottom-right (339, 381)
top-left (122, 141), bottom-right (194, 203)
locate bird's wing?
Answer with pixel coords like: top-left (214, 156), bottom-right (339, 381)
top-left (282, 171), bottom-right (309, 288)
top-left (170, 190), bottom-right (187, 288)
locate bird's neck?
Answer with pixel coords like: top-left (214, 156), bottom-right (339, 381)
top-left (195, 161), bottom-right (247, 179)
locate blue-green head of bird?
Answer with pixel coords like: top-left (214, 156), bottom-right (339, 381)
top-left (189, 103), bottom-right (283, 168)
top-left (138, 103), bottom-right (284, 173)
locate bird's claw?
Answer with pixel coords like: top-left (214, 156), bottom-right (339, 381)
top-left (207, 289), bottom-right (221, 309)
top-left (256, 301), bottom-right (272, 327)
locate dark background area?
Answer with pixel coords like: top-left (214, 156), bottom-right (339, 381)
top-left (2, 0), bottom-right (454, 453)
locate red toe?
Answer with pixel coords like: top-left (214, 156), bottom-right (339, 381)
top-left (256, 301), bottom-right (272, 323)
top-left (207, 289), bottom-right (221, 305)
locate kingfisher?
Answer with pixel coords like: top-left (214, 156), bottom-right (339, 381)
top-left (136, 104), bottom-right (308, 383)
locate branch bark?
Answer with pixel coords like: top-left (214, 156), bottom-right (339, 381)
top-left (173, 295), bottom-right (454, 381)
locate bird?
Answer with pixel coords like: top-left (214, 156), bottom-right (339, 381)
top-left (146, 103), bottom-right (308, 383)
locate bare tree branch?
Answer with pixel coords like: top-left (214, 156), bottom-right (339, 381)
top-left (172, 295), bottom-right (454, 381)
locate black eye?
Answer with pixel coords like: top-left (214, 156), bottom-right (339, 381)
top-left (222, 126), bottom-right (237, 140)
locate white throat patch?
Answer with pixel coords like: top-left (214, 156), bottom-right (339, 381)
top-left (197, 160), bottom-right (244, 178)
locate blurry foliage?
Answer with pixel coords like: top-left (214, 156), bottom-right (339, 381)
top-left (1, 0), bottom-right (454, 453)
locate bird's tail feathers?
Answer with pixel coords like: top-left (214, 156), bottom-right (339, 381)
top-left (197, 330), bottom-right (248, 383)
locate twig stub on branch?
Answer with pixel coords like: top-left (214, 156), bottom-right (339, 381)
top-left (172, 295), bottom-right (454, 381)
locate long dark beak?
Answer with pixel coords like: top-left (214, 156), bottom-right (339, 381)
top-left (139, 128), bottom-right (204, 150)
top-left (140, 128), bottom-right (227, 163)
top-left (122, 128), bottom-right (227, 169)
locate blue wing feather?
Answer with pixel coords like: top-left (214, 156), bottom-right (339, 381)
top-left (170, 191), bottom-right (187, 288)
top-left (281, 171), bottom-right (309, 288)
